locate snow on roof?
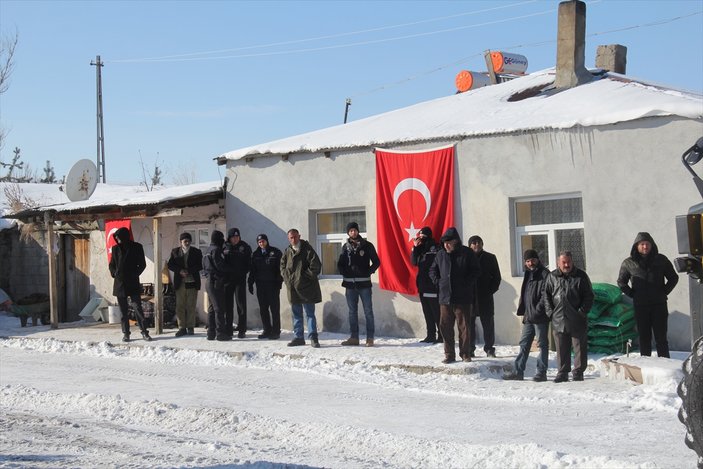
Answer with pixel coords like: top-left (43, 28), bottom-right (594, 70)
top-left (220, 68), bottom-right (703, 161)
top-left (1, 181), bottom-right (223, 226)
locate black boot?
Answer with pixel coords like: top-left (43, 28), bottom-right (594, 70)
top-left (141, 331), bottom-right (152, 341)
top-left (122, 333), bottom-right (131, 343)
top-left (186, 327), bottom-right (194, 335)
top-left (175, 328), bottom-right (187, 337)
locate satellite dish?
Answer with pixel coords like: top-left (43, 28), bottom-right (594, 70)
top-left (64, 159), bottom-right (98, 202)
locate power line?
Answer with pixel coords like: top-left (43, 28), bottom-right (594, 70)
top-left (110, 0), bottom-right (539, 63)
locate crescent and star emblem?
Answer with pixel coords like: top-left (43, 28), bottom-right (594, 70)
top-left (393, 178), bottom-right (431, 241)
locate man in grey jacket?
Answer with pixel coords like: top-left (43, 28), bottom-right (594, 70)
top-left (544, 251), bottom-right (594, 383)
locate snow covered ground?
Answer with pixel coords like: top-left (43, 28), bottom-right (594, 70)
top-left (0, 311), bottom-right (695, 468)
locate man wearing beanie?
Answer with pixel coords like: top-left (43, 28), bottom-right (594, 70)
top-left (224, 228), bottom-right (252, 339)
top-left (429, 227), bottom-right (481, 364)
top-left (248, 233), bottom-right (284, 340)
top-left (338, 221), bottom-right (380, 347)
top-left (410, 226), bottom-right (442, 343)
top-left (468, 235), bottom-right (502, 358)
top-left (202, 230), bottom-right (232, 341)
top-left (167, 232), bottom-right (203, 337)
top-left (504, 249), bottom-right (550, 381)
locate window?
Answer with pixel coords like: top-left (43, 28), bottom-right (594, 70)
top-left (513, 194), bottom-right (585, 275)
top-left (179, 224), bottom-right (212, 252)
top-left (315, 209), bottom-right (366, 277)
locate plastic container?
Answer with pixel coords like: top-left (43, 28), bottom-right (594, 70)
top-left (455, 70), bottom-right (491, 92)
top-left (108, 306), bottom-right (122, 324)
top-left (490, 51), bottom-right (528, 74)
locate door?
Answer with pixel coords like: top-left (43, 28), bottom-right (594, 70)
top-left (62, 235), bottom-right (91, 322)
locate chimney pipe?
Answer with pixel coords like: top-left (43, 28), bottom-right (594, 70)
top-left (596, 44), bottom-right (627, 74)
top-left (555, 0), bottom-right (591, 89)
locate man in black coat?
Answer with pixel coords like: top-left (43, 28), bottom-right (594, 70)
top-left (410, 226), bottom-right (441, 343)
top-left (202, 230), bottom-right (232, 341)
top-left (429, 227), bottom-right (482, 364)
top-left (167, 232), bottom-right (203, 337)
top-left (468, 235), bottom-right (501, 357)
top-left (248, 234), bottom-right (283, 340)
top-left (338, 222), bottom-right (380, 347)
top-left (617, 232), bottom-right (679, 358)
top-left (224, 227), bottom-right (252, 339)
top-left (504, 249), bottom-right (550, 381)
top-left (544, 251), bottom-right (594, 383)
top-left (108, 227), bottom-right (151, 343)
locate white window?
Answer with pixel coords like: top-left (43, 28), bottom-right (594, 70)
top-left (512, 194), bottom-right (586, 275)
top-left (179, 224), bottom-right (212, 252)
top-left (315, 209), bottom-right (366, 277)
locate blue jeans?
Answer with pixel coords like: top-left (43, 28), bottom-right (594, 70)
top-left (514, 322), bottom-right (549, 374)
top-left (291, 303), bottom-right (318, 339)
top-left (346, 287), bottom-right (374, 339)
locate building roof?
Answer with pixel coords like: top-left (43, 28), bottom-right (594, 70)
top-left (219, 68), bottom-right (703, 162)
top-left (1, 181), bottom-right (224, 226)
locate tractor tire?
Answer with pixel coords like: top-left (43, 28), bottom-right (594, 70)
top-left (678, 335), bottom-right (703, 468)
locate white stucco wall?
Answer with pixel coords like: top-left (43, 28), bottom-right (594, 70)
top-left (226, 117), bottom-right (703, 350)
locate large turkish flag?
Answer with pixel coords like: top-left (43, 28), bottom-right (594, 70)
top-left (105, 219), bottom-right (132, 263)
top-left (375, 146), bottom-right (455, 295)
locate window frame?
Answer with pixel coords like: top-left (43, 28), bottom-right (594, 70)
top-left (512, 192), bottom-right (585, 275)
top-left (314, 208), bottom-right (367, 279)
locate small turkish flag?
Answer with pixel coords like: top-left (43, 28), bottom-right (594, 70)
top-left (105, 219), bottom-right (132, 263)
top-left (375, 146), bottom-right (455, 295)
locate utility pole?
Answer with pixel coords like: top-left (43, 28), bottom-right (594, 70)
top-left (343, 98), bottom-right (351, 124)
top-left (90, 55), bottom-right (106, 183)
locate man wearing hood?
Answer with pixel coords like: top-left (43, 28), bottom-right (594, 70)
top-left (108, 227), bottom-right (151, 342)
top-left (338, 222), bottom-right (380, 347)
top-left (429, 227), bottom-right (481, 364)
top-left (617, 232), bottom-right (679, 358)
top-left (410, 226), bottom-right (441, 343)
top-left (202, 230), bottom-right (232, 341)
top-left (224, 228), bottom-right (252, 339)
top-left (167, 232), bottom-right (203, 337)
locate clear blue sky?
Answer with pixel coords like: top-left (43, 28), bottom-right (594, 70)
top-left (1, 0), bottom-right (701, 185)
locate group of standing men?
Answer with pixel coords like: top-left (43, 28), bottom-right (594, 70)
top-left (110, 223), bottom-right (679, 378)
top-left (168, 223), bottom-right (382, 349)
top-left (410, 228), bottom-right (501, 363)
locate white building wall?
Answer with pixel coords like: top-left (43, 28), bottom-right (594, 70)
top-left (226, 117), bottom-right (703, 350)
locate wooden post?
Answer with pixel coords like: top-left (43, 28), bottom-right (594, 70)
top-left (152, 217), bottom-right (163, 335)
top-left (45, 212), bottom-right (59, 330)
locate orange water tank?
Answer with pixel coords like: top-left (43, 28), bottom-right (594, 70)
top-left (490, 51), bottom-right (528, 74)
top-left (455, 70), bottom-right (491, 92)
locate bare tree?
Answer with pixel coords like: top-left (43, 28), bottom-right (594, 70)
top-left (0, 31), bottom-right (18, 152)
top-left (169, 164), bottom-right (198, 185)
top-left (138, 151), bottom-right (163, 191)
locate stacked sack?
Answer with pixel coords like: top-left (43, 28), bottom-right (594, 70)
top-left (587, 283), bottom-right (638, 354)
